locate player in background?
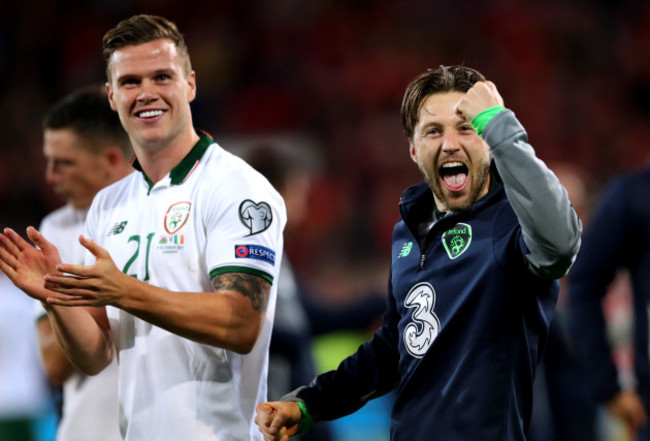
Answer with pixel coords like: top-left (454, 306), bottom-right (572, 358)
top-left (36, 85), bottom-right (133, 441)
top-left (0, 14), bottom-right (285, 441)
top-left (568, 163), bottom-right (650, 440)
top-left (255, 65), bottom-right (582, 441)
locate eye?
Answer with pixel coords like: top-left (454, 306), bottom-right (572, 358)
top-left (459, 124), bottom-right (474, 133)
top-left (156, 74), bottom-right (170, 81)
top-left (53, 159), bottom-right (75, 170)
top-left (121, 78), bottom-right (140, 87)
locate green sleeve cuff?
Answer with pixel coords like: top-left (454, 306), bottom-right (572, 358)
top-left (470, 105), bottom-right (506, 137)
top-left (295, 401), bottom-right (313, 436)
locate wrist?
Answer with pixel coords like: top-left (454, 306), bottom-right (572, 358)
top-left (295, 401), bottom-right (313, 436)
top-left (471, 105), bottom-right (506, 137)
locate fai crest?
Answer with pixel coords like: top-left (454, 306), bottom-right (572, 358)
top-left (442, 223), bottom-right (472, 259)
top-left (164, 201), bottom-right (191, 234)
top-left (239, 200), bottom-right (273, 235)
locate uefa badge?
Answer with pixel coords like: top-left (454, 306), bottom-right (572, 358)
top-left (164, 201), bottom-right (191, 234)
top-left (239, 200), bottom-right (272, 235)
top-left (442, 223), bottom-right (472, 259)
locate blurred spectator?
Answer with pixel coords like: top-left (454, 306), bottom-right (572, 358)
top-left (568, 161), bottom-right (650, 441)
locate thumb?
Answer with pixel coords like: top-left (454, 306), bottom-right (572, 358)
top-left (78, 235), bottom-right (108, 259)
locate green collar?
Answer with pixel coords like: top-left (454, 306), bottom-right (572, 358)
top-left (132, 131), bottom-right (213, 188)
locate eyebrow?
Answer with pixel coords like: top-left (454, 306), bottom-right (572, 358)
top-left (116, 68), bottom-right (175, 83)
top-left (151, 68), bottom-right (175, 77)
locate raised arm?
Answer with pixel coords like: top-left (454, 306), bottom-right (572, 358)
top-left (456, 81), bottom-right (582, 279)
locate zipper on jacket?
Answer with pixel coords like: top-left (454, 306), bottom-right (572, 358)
top-left (420, 252), bottom-right (426, 269)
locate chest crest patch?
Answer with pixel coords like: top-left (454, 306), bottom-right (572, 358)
top-left (442, 222), bottom-right (472, 259)
top-left (164, 201), bottom-right (192, 234)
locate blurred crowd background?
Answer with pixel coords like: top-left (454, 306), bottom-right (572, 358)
top-left (1, 0), bottom-right (650, 440)
top-left (4, 0), bottom-right (650, 290)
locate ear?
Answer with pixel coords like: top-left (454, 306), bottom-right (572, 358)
top-left (106, 83), bottom-right (117, 111)
top-left (408, 139), bottom-right (418, 164)
top-left (103, 146), bottom-right (124, 167)
top-left (187, 71), bottom-right (197, 103)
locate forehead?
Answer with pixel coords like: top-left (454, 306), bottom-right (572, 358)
top-left (43, 128), bottom-right (92, 157)
top-left (109, 39), bottom-right (182, 79)
top-left (417, 91), bottom-right (466, 125)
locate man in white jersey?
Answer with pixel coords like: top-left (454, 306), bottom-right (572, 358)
top-left (0, 14), bottom-right (286, 441)
top-left (35, 85), bottom-right (133, 441)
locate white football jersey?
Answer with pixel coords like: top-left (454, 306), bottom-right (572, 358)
top-left (85, 134), bottom-right (286, 441)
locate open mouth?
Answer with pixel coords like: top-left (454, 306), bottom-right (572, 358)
top-left (439, 161), bottom-right (468, 191)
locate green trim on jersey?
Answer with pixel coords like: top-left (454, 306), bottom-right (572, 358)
top-left (169, 132), bottom-right (213, 184)
top-left (131, 131), bottom-right (214, 189)
top-left (209, 265), bottom-right (274, 284)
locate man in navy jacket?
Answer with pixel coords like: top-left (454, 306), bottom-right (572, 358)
top-left (568, 168), bottom-right (650, 439)
top-left (255, 65), bottom-right (582, 441)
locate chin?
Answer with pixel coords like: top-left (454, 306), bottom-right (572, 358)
top-left (436, 189), bottom-right (468, 211)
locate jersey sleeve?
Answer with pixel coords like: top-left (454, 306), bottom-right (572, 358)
top-left (483, 110), bottom-right (582, 279)
top-left (203, 164), bottom-right (286, 284)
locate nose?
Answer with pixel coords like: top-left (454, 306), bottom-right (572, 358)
top-left (136, 80), bottom-right (157, 102)
top-left (441, 131), bottom-right (460, 153)
top-left (45, 161), bottom-right (59, 185)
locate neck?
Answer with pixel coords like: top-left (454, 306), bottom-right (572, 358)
top-left (133, 129), bottom-right (200, 184)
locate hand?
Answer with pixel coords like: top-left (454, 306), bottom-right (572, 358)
top-left (454, 81), bottom-right (504, 122)
top-left (607, 390), bottom-right (648, 439)
top-left (255, 401), bottom-right (302, 441)
top-left (43, 235), bottom-right (130, 307)
top-left (0, 227), bottom-right (62, 301)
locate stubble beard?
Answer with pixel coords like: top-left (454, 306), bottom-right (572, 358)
top-left (420, 154), bottom-right (492, 212)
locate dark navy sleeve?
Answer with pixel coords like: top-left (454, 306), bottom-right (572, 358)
top-left (567, 177), bottom-right (630, 402)
top-left (283, 274), bottom-right (400, 422)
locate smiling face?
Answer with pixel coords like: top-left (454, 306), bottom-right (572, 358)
top-left (106, 39), bottom-right (196, 153)
top-left (409, 91), bottom-right (492, 212)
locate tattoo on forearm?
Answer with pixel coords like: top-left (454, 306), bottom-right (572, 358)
top-left (211, 273), bottom-right (271, 312)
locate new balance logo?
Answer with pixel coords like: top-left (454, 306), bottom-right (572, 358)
top-left (107, 221), bottom-right (128, 236)
top-left (398, 241), bottom-right (413, 258)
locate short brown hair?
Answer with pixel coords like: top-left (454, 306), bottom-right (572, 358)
top-left (43, 85), bottom-right (132, 157)
top-left (102, 14), bottom-right (192, 82)
top-left (401, 65), bottom-right (486, 139)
